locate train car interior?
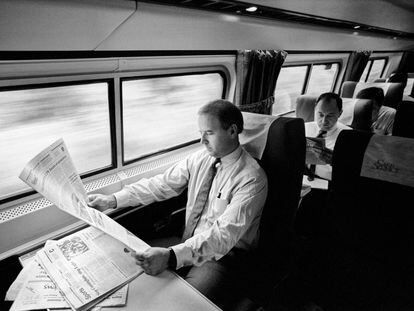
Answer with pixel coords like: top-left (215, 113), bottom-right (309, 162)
top-left (1, 0), bottom-right (414, 310)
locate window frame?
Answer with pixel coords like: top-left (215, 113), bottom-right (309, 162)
top-left (0, 79), bottom-right (117, 204)
top-left (360, 57), bottom-right (388, 82)
top-left (120, 70), bottom-right (227, 166)
top-left (273, 61), bottom-right (341, 116)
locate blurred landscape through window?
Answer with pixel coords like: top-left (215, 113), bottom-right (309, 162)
top-left (122, 73), bottom-right (223, 162)
top-left (0, 82), bottom-right (112, 200)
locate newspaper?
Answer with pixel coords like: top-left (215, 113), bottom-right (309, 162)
top-left (306, 137), bottom-right (333, 165)
top-left (7, 227), bottom-right (131, 311)
top-left (19, 138), bottom-right (149, 252)
top-left (16, 139), bottom-right (150, 310)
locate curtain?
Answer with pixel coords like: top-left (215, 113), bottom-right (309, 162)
top-left (234, 50), bottom-right (287, 114)
top-left (397, 51), bottom-right (414, 73)
top-left (343, 51), bottom-right (371, 82)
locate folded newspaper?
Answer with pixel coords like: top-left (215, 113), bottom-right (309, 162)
top-left (8, 138), bottom-right (150, 311)
top-left (306, 137), bottom-right (333, 165)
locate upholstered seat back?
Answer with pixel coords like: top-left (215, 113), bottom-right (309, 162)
top-left (240, 113), bottom-right (305, 253)
top-left (393, 101), bottom-right (414, 138)
top-left (330, 131), bottom-right (414, 269)
top-left (340, 81), bottom-right (404, 109)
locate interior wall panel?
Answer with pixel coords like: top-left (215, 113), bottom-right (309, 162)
top-left (0, 0), bottom-right (136, 51)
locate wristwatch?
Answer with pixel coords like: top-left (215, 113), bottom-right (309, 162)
top-left (168, 248), bottom-right (177, 270)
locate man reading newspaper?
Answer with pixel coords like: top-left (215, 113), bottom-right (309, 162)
top-left (305, 92), bottom-right (351, 181)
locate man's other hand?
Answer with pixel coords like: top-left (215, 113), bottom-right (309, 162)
top-left (129, 247), bottom-right (170, 276)
top-left (87, 194), bottom-right (117, 212)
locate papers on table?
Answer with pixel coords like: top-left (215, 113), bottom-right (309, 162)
top-left (8, 227), bottom-right (136, 311)
top-left (9, 139), bottom-right (150, 311)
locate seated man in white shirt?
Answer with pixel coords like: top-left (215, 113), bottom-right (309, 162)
top-left (356, 87), bottom-right (396, 135)
top-left (88, 100), bottom-right (268, 309)
top-left (305, 92), bottom-right (351, 181)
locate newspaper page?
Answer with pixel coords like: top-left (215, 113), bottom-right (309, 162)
top-left (306, 137), bottom-right (333, 165)
top-left (7, 227), bottom-right (131, 311)
top-left (19, 138), bottom-right (149, 253)
top-left (34, 227), bottom-right (141, 311)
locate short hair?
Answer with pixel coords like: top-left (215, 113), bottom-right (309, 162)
top-left (198, 99), bottom-right (244, 134)
top-left (386, 72), bottom-right (408, 88)
top-left (316, 92), bottom-right (342, 111)
top-left (356, 87), bottom-right (384, 107)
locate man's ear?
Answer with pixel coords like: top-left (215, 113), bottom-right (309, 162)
top-left (228, 124), bottom-right (238, 136)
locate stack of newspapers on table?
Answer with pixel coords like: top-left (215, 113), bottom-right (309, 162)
top-left (5, 139), bottom-right (149, 311)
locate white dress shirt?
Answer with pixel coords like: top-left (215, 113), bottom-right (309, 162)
top-left (114, 145), bottom-right (268, 269)
top-left (305, 121), bottom-right (351, 180)
top-left (372, 106), bottom-right (396, 136)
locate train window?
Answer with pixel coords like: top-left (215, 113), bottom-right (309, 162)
top-left (404, 78), bottom-right (414, 96)
top-left (360, 58), bottom-right (387, 82)
top-left (122, 73), bottom-right (224, 162)
top-left (273, 66), bottom-right (308, 115)
top-left (0, 82), bottom-right (113, 201)
top-left (306, 63), bottom-right (339, 95)
top-left (366, 59), bottom-right (386, 82)
top-left (273, 62), bottom-right (339, 115)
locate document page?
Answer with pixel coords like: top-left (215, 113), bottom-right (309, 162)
top-left (306, 137), bottom-right (333, 165)
top-left (19, 138), bottom-right (149, 253)
top-left (8, 227), bottom-right (134, 311)
top-left (35, 229), bottom-right (141, 311)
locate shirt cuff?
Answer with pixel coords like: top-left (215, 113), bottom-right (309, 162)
top-left (171, 243), bottom-right (193, 269)
top-left (113, 189), bottom-right (131, 208)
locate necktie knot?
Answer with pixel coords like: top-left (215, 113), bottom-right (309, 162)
top-left (212, 158), bottom-right (221, 169)
top-left (317, 130), bottom-right (327, 138)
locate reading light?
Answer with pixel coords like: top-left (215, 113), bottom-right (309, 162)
top-left (246, 6), bottom-right (257, 12)
top-left (354, 25), bottom-right (360, 29)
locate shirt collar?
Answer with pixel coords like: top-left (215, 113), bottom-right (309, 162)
top-left (219, 145), bottom-right (242, 168)
top-left (324, 123), bottom-right (338, 135)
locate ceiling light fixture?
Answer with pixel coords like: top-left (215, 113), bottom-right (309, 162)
top-left (246, 6), bottom-right (257, 12)
top-left (354, 25), bottom-right (360, 29)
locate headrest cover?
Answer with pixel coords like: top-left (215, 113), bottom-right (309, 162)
top-left (338, 98), bottom-right (356, 126)
top-left (353, 82), bottom-right (392, 99)
top-left (361, 135), bottom-right (414, 188)
top-left (240, 112), bottom-right (279, 159)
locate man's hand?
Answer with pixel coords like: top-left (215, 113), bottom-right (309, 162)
top-left (87, 194), bottom-right (117, 212)
top-left (128, 247), bottom-right (170, 276)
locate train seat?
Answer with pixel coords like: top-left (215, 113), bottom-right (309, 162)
top-left (340, 81), bottom-right (404, 109)
top-left (239, 113), bottom-right (305, 305)
top-left (269, 131), bottom-right (414, 310)
top-left (393, 100), bottom-right (414, 138)
top-left (295, 94), bottom-right (373, 131)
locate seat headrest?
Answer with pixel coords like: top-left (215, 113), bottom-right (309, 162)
top-left (360, 135), bottom-right (414, 188)
top-left (353, 82), bottom-right (404, 109)
top-left (393, 101), bottom-right (414, 138)
top-left (340, 98), bottom-right (373, 131)
top-left (240, 112), bottom-right (280, 160)
top-left (295, 95), bottom-right (317, 122)
top-left (340, 81), bottom-right (357, 98)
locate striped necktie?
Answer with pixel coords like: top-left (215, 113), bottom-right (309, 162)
top-left (307, 130), bottom-right (327, 181)
top-left (182, 158), bottom-right (221, 240)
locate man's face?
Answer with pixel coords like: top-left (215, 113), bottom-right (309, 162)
top-left (198, 113), bottom-right (235, 158)
top-left (315, 98), bottom-right (341, 132)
